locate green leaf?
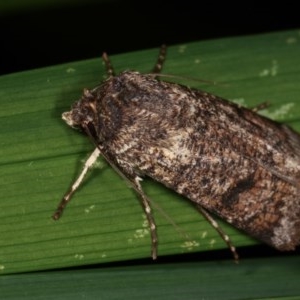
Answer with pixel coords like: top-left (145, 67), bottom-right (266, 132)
top-left (1, 256), bottom-right (300, 299)
top-left (1, 29), bottom-right (300, 277)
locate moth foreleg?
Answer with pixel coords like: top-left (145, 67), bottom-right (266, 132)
top-left (53, 148), bottom-right (101, 220)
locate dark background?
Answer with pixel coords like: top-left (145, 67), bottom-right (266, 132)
top-left (1, 0), bottom-right (300, 76)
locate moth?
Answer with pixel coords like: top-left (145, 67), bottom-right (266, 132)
top-left (53, 45), bottom-right (300, 260)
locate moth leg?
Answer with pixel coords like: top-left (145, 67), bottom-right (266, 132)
top-left (250, 101), bottom-right (270, 112)
top-left (102, 52), bottom-right (115, 77)
top-left (196, 205), bottom-right (239, 262)
top-left (152, 44), bottom-right (167, 74)
top-left (120, 175), bottom-right (159, 259)
top-left (52, 148), bottom-right (101, 220)
top-left (94, 149), bottom-right (159, 260)
top-left (132, 176), bottom-right (158, 260)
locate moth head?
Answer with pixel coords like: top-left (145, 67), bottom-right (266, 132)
top-left (62, 88), bottom-right (98, 133)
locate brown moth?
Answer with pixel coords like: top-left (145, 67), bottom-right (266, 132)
top-left (53, 45), bottom-right (300, 260)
